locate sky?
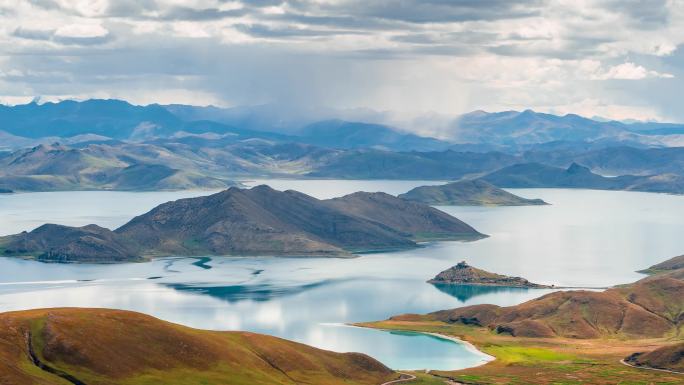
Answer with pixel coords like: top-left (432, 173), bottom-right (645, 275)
top-left (0, 0), bottom-right (683, 123)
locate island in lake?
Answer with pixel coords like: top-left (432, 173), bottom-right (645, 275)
top-left (358, 254), bottom-right (684, 383)
top-left (428, 261), bottom-right (552, 288)
top-left (400, 179), bottom-right (548, 206)
top-left (0, 185), bottom-right (485, 263)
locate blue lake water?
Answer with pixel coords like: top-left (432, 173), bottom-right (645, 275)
top-left (1, 180), bottom-right (683, 370)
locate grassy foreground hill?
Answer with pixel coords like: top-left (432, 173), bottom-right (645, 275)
top-left (357, 256), bottom-right (684, 384)
top-left (0, 308), bottom-right (397, 385)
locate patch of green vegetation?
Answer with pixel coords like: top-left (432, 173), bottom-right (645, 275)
top-left (29, 317), bottom-right (47, 358)
top-left (401, 372), bottom-right (447, 385)
top-left (483, 345), bottom-right (577, 364)
top-left (456, 374), bottom-right (485, 381)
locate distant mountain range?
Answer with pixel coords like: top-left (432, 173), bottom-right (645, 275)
top-left (0, 99), bottom-right (449, 151)
top-left (2, 141), bottom-right (684, 194)
top-left (0, 186), bottom-right (484, 262)
top-left (2, 99), bottom-right (684, 152)
top-left (1, 99), bottom-right (684, 194)
top-left (453, 109), bottom-right (684, 148)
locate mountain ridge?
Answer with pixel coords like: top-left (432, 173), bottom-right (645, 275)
top-left (399, 179), bottom-right (548, 206)
top-left (0, 185), bottom-right (484, 262)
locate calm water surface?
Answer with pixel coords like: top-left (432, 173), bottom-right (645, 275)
top-left (0, 180), bottom-right (683, 370)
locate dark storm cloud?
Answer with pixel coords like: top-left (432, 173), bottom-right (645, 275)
top-left (2, 0), bottom-right (682, 122)
top-left (286, 0), bottom-right (546, 24)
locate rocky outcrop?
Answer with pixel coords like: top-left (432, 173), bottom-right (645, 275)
top-left (428, 261), bottom-right (551, 288)
top-left (0, 224), bottom-right (141, 263)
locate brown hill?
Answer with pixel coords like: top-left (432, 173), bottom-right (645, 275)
top-left (0, 143), bottom-right (233, 192)
top-left (399, 179), bottom-right (548, 206)
top-left (1, 186), bottom-right (484, 262)
top-left (0, 224), bottom-right (141, 263)
top-left (428, 261), bottom-right (551, 288)
top-left (639, 254), bottom-right (684, 274)
top-left (0, 308), bottom-right (395, 385)
top-left (421, 276), bottom-right (684, 339)
top-left (325, 192), bottom-right (485, 241)
top-left (625, 342), bottom-right (684, 373)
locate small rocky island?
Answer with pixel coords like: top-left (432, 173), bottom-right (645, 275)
top-left (428, 261), bottom-right (552, 288)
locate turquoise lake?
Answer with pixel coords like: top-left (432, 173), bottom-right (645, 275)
top-left (1, 180), bottom-right (683, 370)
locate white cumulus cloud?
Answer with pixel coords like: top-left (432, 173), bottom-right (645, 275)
top-left (597, 62), bottom-right (674, 80)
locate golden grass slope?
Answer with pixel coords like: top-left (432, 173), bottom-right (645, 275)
top-left (0, 308), bottom-right (396, 385)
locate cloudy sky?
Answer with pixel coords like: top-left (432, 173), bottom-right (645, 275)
top-left (1, 0), bottom-right (683, 122)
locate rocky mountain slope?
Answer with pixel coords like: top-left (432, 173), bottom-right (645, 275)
top-left (0, 308), bottom-right (396, 385)
top-left (325, 192), bottom-right (484, 241)
top-left (639, 254), bottom-right (684, 274)
top-left (0, 224), bottom-right (140, 263)
top-left (400, 179), bottom-right (548, 206)
top-left (422, 275), bottom-right (683, 339)
top-left (1, 186), bottom-right (484, 262)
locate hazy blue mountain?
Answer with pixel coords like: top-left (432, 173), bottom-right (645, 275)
top-left (0, 100), bottom-right (294, 142)
top-left (3, 100), bottom-right (683, 152)
top-left (0, 99), bottom-right (182, 139)
top-left (523, 146), bottom-right (684, 176)
top-left (481, 162), bottom-right (684, 193)
top-left (298, 119), bottom-right (452, 151)
top-left (451, 110), bottom-right (682, 148)
top-left (309, 149), bottom-right (519, 179)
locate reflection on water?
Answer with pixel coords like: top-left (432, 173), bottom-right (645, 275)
top-left (0, 181), bottom-right (683, 370)
top-left (166, 279), bottom-right (344, 302)
top-left (431, 283), bottom-right (533, 302)
top-left (191, 257), bottom-right (213, 270)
